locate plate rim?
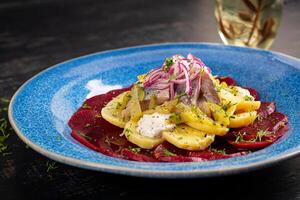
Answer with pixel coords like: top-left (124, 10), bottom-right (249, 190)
top-left (8, 42), bottom-right (300, 178)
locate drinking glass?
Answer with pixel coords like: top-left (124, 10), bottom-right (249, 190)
top-left (215, 0), bottom-right (283, 49)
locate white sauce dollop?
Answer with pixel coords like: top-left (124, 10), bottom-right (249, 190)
top-left (137, 113), bottom-right (175, 138)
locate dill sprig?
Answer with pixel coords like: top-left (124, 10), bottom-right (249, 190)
top-left (128, 146), bottom-right (142, 153)
top-left (163, 150), bottom-right (177, 156)
top-left (46, 161), bottom-right (58, 172)
top-left (0, 97), bottom-right (12, 156)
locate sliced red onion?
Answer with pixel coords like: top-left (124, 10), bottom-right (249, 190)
top-left (142, 54), bottom-right (212, 100)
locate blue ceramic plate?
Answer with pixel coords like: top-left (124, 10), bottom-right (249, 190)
top-left (9, 43), bottom-right (300, 178)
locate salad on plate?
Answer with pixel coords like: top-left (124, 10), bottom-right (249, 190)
top-left (68, 54), bottom-right (289, 162)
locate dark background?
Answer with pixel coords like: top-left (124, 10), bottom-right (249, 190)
top-left (1, 0), bottom-right (300, 199)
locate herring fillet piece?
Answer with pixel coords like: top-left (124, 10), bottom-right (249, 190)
top-left (200, 72), bottom-right (220, 104)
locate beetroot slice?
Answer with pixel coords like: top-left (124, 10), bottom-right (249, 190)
top-left (227, 113), bottom-right (289, 149)
top-left (121, 149), bottom-right (158, 162)
top-left (228, 125), bottom-right (289, 149)
top-left (71, 130), bottom-right (99, 152)
top-left (216, 76), bottom-right (236, 86)
top-left (257, 102), bottom-right (276, 119)
top-left (232, 112), bottom-right (288, 137)
top-left (68, 109), bottom-right (98, 133)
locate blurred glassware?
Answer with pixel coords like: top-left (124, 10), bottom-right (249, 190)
top-left (215, 0), bottom-right (283, 49)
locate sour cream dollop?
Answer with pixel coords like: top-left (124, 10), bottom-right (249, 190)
top-left (137, 113), bottom-right (175, 138)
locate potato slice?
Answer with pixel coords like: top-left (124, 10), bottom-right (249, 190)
top-left (229, 111), bottom-right (257, 128)
top-left (101, 91), bottom-right (130, 128)
top-left (185, 121), bottom-right (229, 136)
top-left (143, 99), bottom-right (178, 115)
top-left (236, 101), bottom-right (261, 112)
top-left (176, 103), bottom-right (229, 136)
top-left (207, 102), bottom-right (230, 126)
top-left (123, 120), bottom-right (164, 149)
top-left (162, 125), bottom-right (215, 151)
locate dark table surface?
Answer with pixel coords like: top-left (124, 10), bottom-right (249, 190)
top-left (1, 0), bottom-right (300, 199)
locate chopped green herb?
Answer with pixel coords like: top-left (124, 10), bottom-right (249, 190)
top-left (168, 114), bottom-right (181, 124)
top-left (46, 161), bottom-right (58, 173)
top-left (0, 98), bottom-right (10, 104)
top-left (128, 146), bottom-right (141, 153)
top-left (77, 131), bottom-right (92, 141)
top-left (163, 150), bottom-right (176, 156)
top-left (244, 95), bottom-right (253, 101)
top-left (210, 147), bottom-right (227, 155)
top-left (254, 130), bottom-right (272, 142)
top-left (0, 98), bottom-right (12, 156)
top-left (235, 132), bottom-right (245, 143)
top-left (222, 101), bottom-right (235, 111)
top-left (164, 58), bottom-right (173, 71)
top-left (115, 102), bottom-right (122, 109)
top-left (82, 103), bottom-right (92, 109)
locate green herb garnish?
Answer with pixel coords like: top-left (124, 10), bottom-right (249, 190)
top-left (46, 161), bottom-right (58, 173)
top-left (163, 150), bottom-right (176, 156)
top-left (164, 58), bottom-right (173, 71)
top-left (0, 98), bottom-right (11, 156)
top-left (222, 101), bottom-right (235, 111)
top-left (244, 95), bottom-right (253, 101)
top-left (168, 113), bottom-right (181, 124)
top-left (253, 129), bottom-right (272, 142)
top-left (77, 131), bottom-right (92, 141)
top-left (128, 146), bottom-right (142, 153)
top-left (210, 147), bottom-right (227, 155)
top-left (82, 103), bottom-right (92, 109)
top-left (235, 132), bottom-right (245, 143)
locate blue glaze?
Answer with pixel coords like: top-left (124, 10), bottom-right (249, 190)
top-left (8, 43), bottom-right (300, 178)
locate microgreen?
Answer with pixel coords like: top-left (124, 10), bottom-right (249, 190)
top-left (164, 58), bottom-right (174, 71)
top-left (128, 146), bottom-right (141, 153)
top-left (253, 129), bottom-right (272, 142)
top-left (163, 150), bottom-right (176, 156)
top-left (0, 97), bottom-right (11, 156)
top-left (235, 132), bottom-right (245, 143)
top-left (210, 147), bottom-right (227, 155)
top-left (77, 131), bottom-right (92, 141)
top-left (244, 95), bottom-right (253, 101)
top-left (82, 103), bottom-right (92, 109)
top-left (222, 101), bottom-right (235, 111)
top-left (168, 113), bottom-right (181, 124)
top-left (46, 161), bottom-right (58, 173)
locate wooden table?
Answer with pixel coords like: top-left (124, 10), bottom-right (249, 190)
top-left (1, 0), bottom-right (300, 199)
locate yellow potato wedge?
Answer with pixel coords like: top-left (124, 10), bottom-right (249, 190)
top-left (123, 120), bottom-right (164, 149)
top-left (162, 125), bottom-right (215, 151)
top-left (143, 98), bottom-right (178, 115)
top-left (176, 103), bottom-right (229, 136)
top-left (207, 102), bottom-right (230, 126)
top-left (229, 111), bottom-right (257, 128)
top-left (101, 91), bottom-right (131, 128)
top-left (236, 101), bottom-right (261, 112)
top-left (185, 121), bottom-right (229, 136)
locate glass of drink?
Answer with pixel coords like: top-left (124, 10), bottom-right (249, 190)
top-left (215, 0), bottom-right (283, 49)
